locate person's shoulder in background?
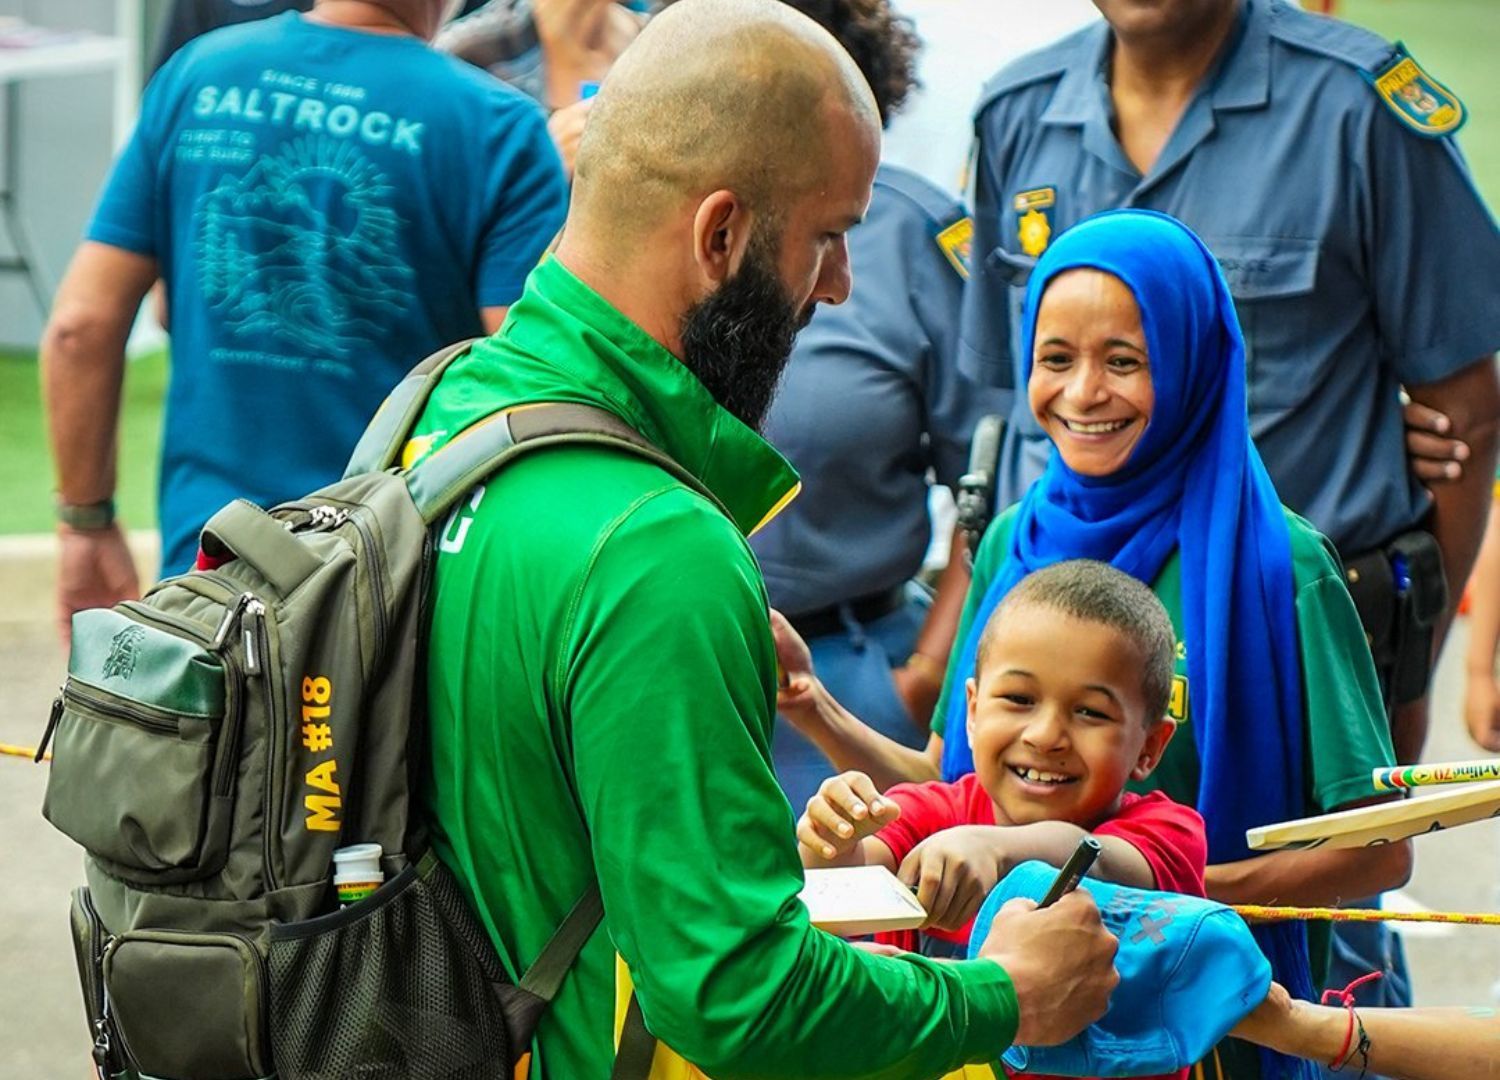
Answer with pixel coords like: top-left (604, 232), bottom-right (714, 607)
top-left (873, 162), bottom-right (966, 233)
top-left (150, 0), bottom-right (314, 78)
top-left (972, 19), bottom-right (1103, 127)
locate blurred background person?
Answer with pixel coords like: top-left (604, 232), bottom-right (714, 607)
top-left (758, 0), bottom-right (1006, 810)
top-left (41, 0), bottom-right (567, 640)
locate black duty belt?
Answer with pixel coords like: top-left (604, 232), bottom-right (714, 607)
top-left (786, 584), bottom-right (907, 641)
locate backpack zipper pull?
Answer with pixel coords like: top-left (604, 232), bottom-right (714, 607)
top-left (211, 592), bottom-right (254, 651)
top-left (36, 694), bottom-right (63, 762)
top-left (92, 974), bottom-right (116, 1074)
top-left (242, 599), bottom-right (266, 676)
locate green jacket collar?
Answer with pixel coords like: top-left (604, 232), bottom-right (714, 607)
top-left (462, 257), bottom-right (800, 537)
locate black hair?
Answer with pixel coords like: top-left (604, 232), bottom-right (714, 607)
top-left (777, 0), bottom-right (921, 127)
top-left (977, 559), bottom-right (1176, 724)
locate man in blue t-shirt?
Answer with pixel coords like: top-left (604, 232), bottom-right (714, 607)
top-left (40, 0), bottom-right (567, 642)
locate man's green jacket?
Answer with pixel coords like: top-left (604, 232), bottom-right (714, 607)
top-left (412, 257), bottom-right (1018, 1078)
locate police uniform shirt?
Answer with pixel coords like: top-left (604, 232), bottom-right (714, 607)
top-left (961, 0), bottom-right (1500, 553)
top-left (753, 164), bottom-right (1003, 616)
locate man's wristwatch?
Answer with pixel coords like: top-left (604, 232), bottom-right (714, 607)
top-left (55, 497), bottom-right (116, 531)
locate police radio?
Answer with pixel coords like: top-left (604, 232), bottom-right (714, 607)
top-left (955, 414), bottom-right (1005, 565)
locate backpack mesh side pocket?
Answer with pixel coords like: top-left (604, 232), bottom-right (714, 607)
top-left (267, 851), bottom-right (514, 1080)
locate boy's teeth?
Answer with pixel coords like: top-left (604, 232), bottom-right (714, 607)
top-left (1018, 766), bottom-right (1072, 784)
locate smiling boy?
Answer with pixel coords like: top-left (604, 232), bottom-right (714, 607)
top-left (798, 559), bottom-right (1206, 1080)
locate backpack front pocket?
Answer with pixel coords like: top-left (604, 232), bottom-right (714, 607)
top-left (42, 609), bottom-right (237, 882)
top-left (103, 929), bottom-right (272, 1080)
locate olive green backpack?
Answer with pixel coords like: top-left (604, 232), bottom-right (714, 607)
top-left (38, 341), bottom-right (689, 1080)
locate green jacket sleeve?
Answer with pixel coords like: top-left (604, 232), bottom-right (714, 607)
top-left (565, 487), bottom-right (1018, 1078)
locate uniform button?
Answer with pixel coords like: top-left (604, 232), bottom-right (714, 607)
top-left (1348, 567), bottom-right (1361, 584)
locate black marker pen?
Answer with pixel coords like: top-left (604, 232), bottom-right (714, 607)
top-left (1038, 836), bottom-right (1103, 908)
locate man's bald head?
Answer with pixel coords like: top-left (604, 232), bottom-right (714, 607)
top-left (571, 0), bottom-right (881, 246)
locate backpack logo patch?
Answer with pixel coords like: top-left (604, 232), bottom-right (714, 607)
top-left (102, 626), bottom-right (147, 681)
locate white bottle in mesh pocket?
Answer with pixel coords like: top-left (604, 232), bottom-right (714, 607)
top-left (333, 844), bottom-right (384, 906)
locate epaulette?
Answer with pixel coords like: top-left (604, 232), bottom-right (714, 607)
top-left (1267, 1), bottom-right (1465, 137)
top-left (1265, 0), bottom-right (1392, 70)
top-left (873, 164), bottom-right (965, 231)
top-left (873, 164), bottom-right (972, 279)
top-left (973, 22), bottom-right (1102, 116)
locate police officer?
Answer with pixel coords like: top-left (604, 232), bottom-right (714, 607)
top-left (959, 1), bottom-right (1500, 1074)
top-left (752, 0), bottom-right (1005, 811)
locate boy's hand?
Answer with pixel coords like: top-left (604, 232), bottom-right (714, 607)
top-left (977, 893), bottom-right (1119, 1047)
top-left (897, 826), bottom-right (1010, 931)
top-left (797, 771), bottom-right (899, 862)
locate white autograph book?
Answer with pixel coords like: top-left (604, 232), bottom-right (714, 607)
top-left (799, 865), bottom-right (928, 937)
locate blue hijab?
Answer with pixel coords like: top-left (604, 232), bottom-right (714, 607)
top-left (941, 211), bottom-right (1315, 1073)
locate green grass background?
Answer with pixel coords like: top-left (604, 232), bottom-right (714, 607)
top-left (0, 0), bottom-right (1493, 533)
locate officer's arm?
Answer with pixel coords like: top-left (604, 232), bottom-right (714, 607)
top-left (1406, 357), bottom-right (1500, 645)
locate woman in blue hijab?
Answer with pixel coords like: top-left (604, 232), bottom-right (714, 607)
top-left (774, 210), bottom-right (1410, 1079)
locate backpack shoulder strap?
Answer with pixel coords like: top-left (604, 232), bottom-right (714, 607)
top-left (517, 882), bottom-right (602, 1002)
top-left (343, 339), bottom-right (479, 479)
top-left (404, 402), bottom-right (729, 525)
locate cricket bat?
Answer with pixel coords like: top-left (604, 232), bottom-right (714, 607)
top-left (1246, 780), bottom-right (1500, 851)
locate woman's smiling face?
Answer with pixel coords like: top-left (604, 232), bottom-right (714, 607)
top-left (1028, 268), bottom-right (1154, 477)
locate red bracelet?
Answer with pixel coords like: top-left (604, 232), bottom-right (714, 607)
top-left (1320, 971), bottom-right (1382, 1071)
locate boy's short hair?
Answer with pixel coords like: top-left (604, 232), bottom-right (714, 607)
top-left (977, 559), bottom-right (1176, 725)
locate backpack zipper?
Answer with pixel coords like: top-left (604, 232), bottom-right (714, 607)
top-left (61, 682), bottom-right (183, 737)
top-left (349, 512), bottom-right (390, 661)
top-left (244, 599), bottom-right (282, 890)
top-left (77, 890), bottom-right (121, 1075)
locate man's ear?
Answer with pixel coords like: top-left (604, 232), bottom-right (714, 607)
top-left (964, 677), bottom-right (979, 750)
top-left (1130, 718), bottom-right (1177, 781)
top-left (691, 189), bottom-right (752, 288)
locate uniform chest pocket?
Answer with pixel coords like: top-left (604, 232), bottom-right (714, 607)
top-left (1202, 235), bottom-right (1322, 411)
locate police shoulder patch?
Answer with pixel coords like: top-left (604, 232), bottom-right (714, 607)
top-left (935, 216), bottom-right (973, 280)
top-left (1365, 43), bottom-right (1465, 138)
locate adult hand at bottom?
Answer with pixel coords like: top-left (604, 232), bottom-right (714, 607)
top-left (56, 523), bottom-right (140, 647)
top-left (976, 892), bottom-right (1119, 1047)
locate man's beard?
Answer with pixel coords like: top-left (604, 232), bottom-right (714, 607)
top-left (680, 226), bottom-right (813, 432)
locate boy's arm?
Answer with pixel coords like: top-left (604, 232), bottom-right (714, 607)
top-left (981, 821), bottom-right (1157, 889)
top-left (895, 823), bottom-right (1155, 933)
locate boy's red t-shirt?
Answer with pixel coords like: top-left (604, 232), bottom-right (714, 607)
top-left (871, 774), bottom-right (1208, 1080)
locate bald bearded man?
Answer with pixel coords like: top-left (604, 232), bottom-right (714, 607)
top-left (403, 1), bottom-right (1118, 1075)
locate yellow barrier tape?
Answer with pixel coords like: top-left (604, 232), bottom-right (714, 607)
top-left (1235, 904), bottom-right (1500, 927)
top-left (0, 743), bottom-right (47, 762)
